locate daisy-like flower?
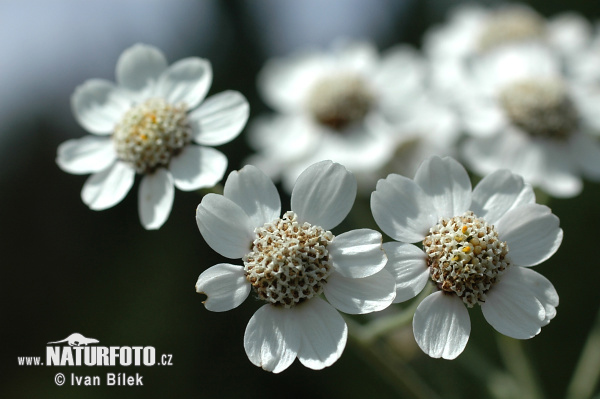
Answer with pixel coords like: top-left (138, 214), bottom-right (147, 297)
top-left (456, 42), bottom-right (600, 197)
top-left (425, 3), bottom-right (591, 62)
top-left (424, 3), bottom-right (592, 106)
top-left (246, 40), bottom-right (437, 191)
top-left (371, 156), bottom-right (561, 359)
top-left (56, 44), bottom-right (249, 229)
top-left (195, 160), bottom-right (395, 372)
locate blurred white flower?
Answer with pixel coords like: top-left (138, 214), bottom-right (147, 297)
top-left (457, 43), bottom-right (600, 197)
top-left (425, 3), bottom-right (592, 105)
top-left (371, 156), bottom-right (561, 359)
top-left (56, 44), bottom-right (249, 229)
top-left (426, 3), bottom-right (591, 61)
top-left (246, 40), bottom-right (457, 191)
top-left (195, 161), bottom-right (395, 372)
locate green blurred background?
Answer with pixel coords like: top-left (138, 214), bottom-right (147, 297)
top-left (2, 0), bottom-right (600, 398)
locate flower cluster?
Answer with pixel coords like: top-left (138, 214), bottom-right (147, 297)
top-left (425, 3), bottom-right (600, 197)
top-left (56, 0), bottom-right (584, 375)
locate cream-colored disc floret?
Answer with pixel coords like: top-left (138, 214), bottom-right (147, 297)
top-left (423, 211), bottom-right (510, 307)
top-left (113, 98), bottom-right (192, 173)
top-left (306, 73), bottom-right (374, 130)
top-left (243, 211), bottom-right (334, 308)
top-left (478, 8), bottom-right (545, 52)
top-left (499, 78), bottom-right (579, 139)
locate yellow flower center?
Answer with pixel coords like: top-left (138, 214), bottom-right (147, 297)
top-left (244, 211), bottom-right (334, 308)
top-left (499, 78), bottom-right (578, 139)
top-left (113, 98), bottom-right (192, 173)
top-left (306, 73), bottom-right (374, 131)
top-left (423, 211), bottom-right (510, 307)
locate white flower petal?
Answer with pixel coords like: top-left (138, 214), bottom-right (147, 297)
top-left (56, 136), bottom-right (116, 175)
top-left (324, 269), bottom-right (396, 314)
top-left (257, 50), bottom-right (323, 113)
top-left (223, 165), bottom-right (281, 228)
top-left (481, 267), bottom-right (547, 339)
top-left (115, 44), bottom-right (167, 93)
top-left (474, 43), bottom-right (559, 90)
top-left (540, 140), bottom-right (582, 198)
top-left (572, 83), bottom-right (600, 131)
top-left (294, 298), bottom-right (348, 370)
top-left (156, 57), bottom-right (212, 109)
top-left (496, 204), bottom-right (563, 267)
top-left (170, 146), bottom-right (227, 191)
top-left (301, 117), bottom-right (396, 173)
top-left (370, 174), bottom-right (437, 243)
top-left (382, 242), bottom-right (430, 303)
top-left (196, 193), bottom-right (255, 259)
top-left (328, 229), bottom-right (386, 278)
top-left (247, 115), bottom-right (318, 162)
top-left (244, 304), bottom-right (300, 373)
top-left (81, 161), bottom-right (135, 211)
top-left (471, 170), bottom-right (536, 225)
top-left (138, 169), bottom-right (174, 230)
top-left (71, 79), bottom-right (131, 135)
top-left (461, 130), bottom-right (546, 191)
top-left (461, 99), bottom-right (507, 137)
top-left (424, 5), bottom-right (484, 60)
top-left (195, 263), bottom-right (251, 312)
top-left (189, 91), bottom-right (249, 146)
top-left (290, 161), bottom-right (356, 230)
top-left (413, 291), bottom-right (471, 360)
top-left (547, 12), bottom-right (592, 56)
top-left (414, 156), bottom-right (472, 219)
top-left (508, 267), bottom-right (558, 326)
top-left (570, 133), bottom-right (600, 181)
top-left (373, 45), bottom-right (424, 106)
top-left (333, 40), bottom-right (378, 72)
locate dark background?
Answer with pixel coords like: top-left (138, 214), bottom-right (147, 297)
top-left (2, 1), bottom-right (600, 398)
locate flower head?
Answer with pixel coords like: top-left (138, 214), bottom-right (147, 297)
top-left (456, 43), bottom-right (600, 197)
top-left (57, 44), bottom-right (249, 229)
top-left (424, 4), bottom-right (592, 109)
top-left (195, 160), bottom-right (395, 372)
top-left (247, 40), bottom-right (457, 191)
top-left (371, 156), bottom-right (562, 359)
top-left (425, 3), bottom-right (591, 62)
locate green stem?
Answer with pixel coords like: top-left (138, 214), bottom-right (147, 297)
top-left (457, 345), bottom-right (520, 399)
top-left (345, 284), bottom-right (441, 399)
top-left (566, 306), bottom-right (600, 399)
top-left (347, 328), bottom-right (443, 399)
top-left (496, 335), bottom-right (545, 399)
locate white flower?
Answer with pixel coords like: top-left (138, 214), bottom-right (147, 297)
top-left (425, 3), bottom-right (591, 61)
top-left (246, 40), bottom-right (451, 191)
top-left (454, 42), bottom-right (600, 198)
top-left (424, 3), bottom-right (592, 106)
top-left (56, 44), bottom-right (249, 229)
top-left (371, 156), bottom-right (561, 360)
top-left (195, 160), bottom-right (395, 372)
